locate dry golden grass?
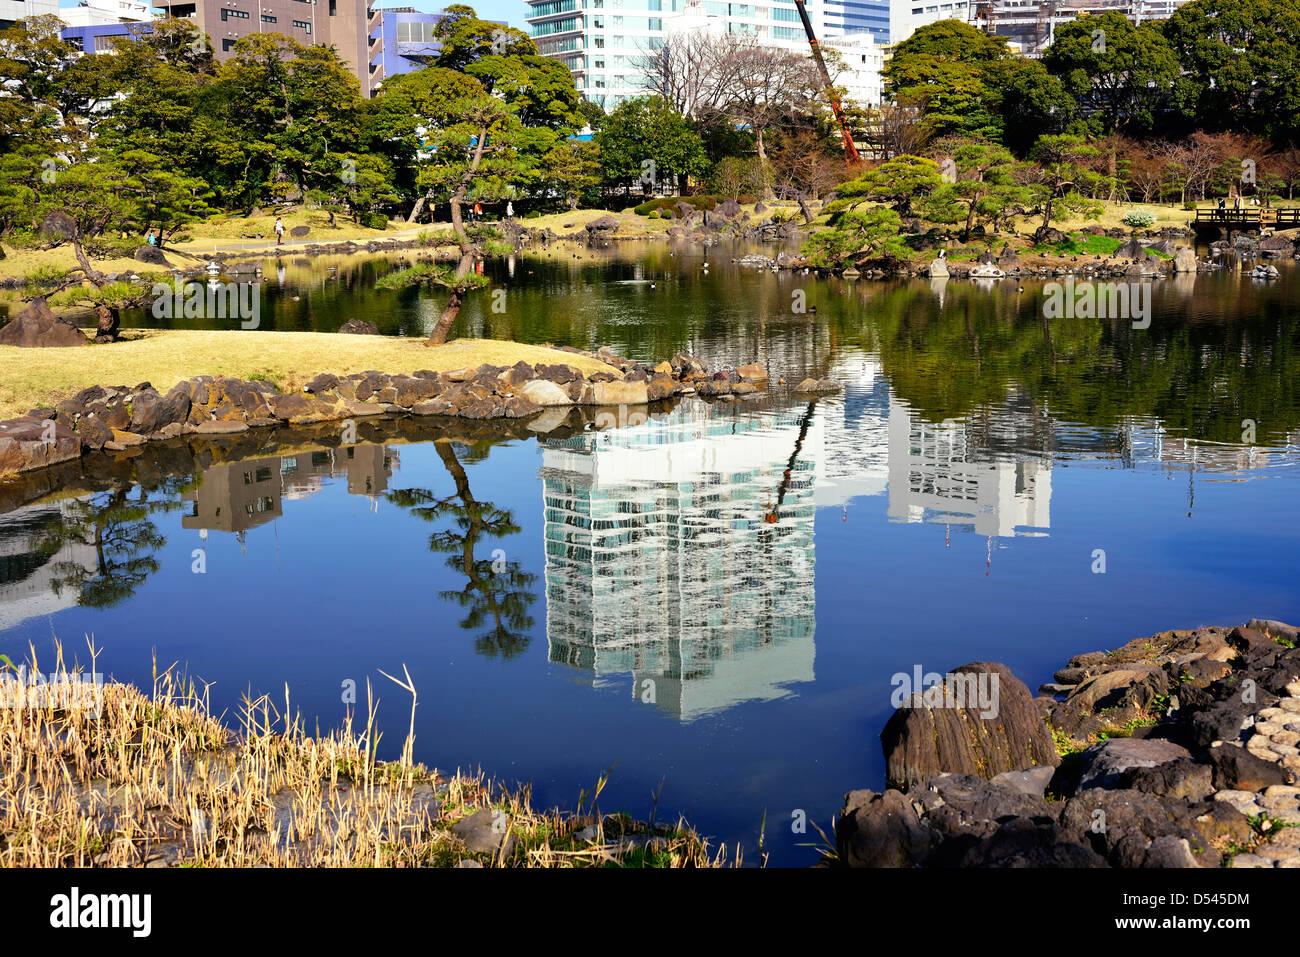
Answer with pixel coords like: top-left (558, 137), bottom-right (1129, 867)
top-left (524, 207), bottom-right (674, 237)
top-left (0, 212), bottom-right (424, 283)
top-left (0, 641), bottom-right (736, 868)
top-left (0, 245), bottom-right (146, 282)
top-left (174, 208), bottom-right (409, 243)
top-left (0, 332), bottom-right (616, 419)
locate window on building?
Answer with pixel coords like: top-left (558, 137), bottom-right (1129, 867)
top-left (220, 8), bottom-right (249, 19)
top-left (261, 13), bottom-right (276, 21)
top-left (329, 0), bottom-right (336, 13)
top-left (293, 19), bottom-right (311, 33)
top-left (221, 37), bottom-right (236, 50)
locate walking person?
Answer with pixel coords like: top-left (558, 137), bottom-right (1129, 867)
top-left (145, 229), bottom-right (156, 246)
top-left (274, 216), bottom-right (284, 246)
top-left (473, 202), bottom-right (483, 223)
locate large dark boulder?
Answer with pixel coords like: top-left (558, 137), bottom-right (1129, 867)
top-left (586, 214), bottom-right (619, 235)
top-left (1186, 698), bottom-right (1254, 749)
top-left (134, 245), bottom-right (169, 265)
top-left (1114, 238), bottom-right (1145, 259)
top-left (1060, 789), bottom-right (1216, 868)
top-left (289, 225), bottom-right (311, 238)
top-left (1075, 738), bottom-right (1191, 790)
top-left (128, 389), bottom-right (167, 434)
top-left (933, 816), bottom-right (1108, 868)
top-left (73, 413), bottom-right (113, 451)
top-left (835, 788), bottom-right (934, 867)
top-left (1206, 744), bottom-right (1291, 791)
top-left (0, 415), bottom-right (82, 475)
top-left (880, 662), bottom-right (1059, 791)
top-left (0, 299), bottom-right (88, 348)
top-left (1120, 757), bottom-right (1215, 802)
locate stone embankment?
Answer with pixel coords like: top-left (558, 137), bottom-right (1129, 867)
top-left (0, 338), bottom-right (841, 478)
top-left (831, 620), bottom-right (1300, 868)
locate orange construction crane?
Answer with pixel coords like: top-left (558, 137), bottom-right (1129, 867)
top-left (793, 0), bottom-right (861, 166)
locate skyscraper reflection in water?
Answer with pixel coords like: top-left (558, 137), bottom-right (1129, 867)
top-left (540, 403), bottom-right (819, 721)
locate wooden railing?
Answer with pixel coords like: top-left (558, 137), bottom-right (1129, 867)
top-left (1194, 208), bottom-right (1300, 228)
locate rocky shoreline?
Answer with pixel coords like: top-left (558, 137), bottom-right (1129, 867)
top-left (0, 329), bottom-right (841, 478)
top-left (831, 620), bottom-right (1300, 868)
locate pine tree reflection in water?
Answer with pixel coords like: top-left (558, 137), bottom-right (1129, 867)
top-left (387, 440), bottom-right (537, 659)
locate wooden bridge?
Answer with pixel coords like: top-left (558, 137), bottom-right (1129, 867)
top-left (1193, 208), bottom-right (1300, 234)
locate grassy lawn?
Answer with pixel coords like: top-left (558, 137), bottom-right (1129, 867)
top-left (0, 331), bottom-right (615, 419)
top-left (522, 207), bottom-right (674, 237)
top-left (1031, 233), bottom-right (1126, 256)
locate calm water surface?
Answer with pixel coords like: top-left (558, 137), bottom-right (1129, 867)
top-left (3, 241), bottom-right (1299, 865)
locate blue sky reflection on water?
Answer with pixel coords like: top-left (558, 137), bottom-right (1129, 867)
top-left (3, 365), bottom-right (1296, 865)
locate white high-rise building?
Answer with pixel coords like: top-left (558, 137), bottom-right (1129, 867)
top-left (1, 0), bottom-right (59, 29)
top-left (527, 0), bottom-right (840, 110)
top-left (822, 31), bottom-right (886, 106)
top-left (57, 0), bottom-right (149, 27)
top-left (888, 0), bottom-right (973, 44)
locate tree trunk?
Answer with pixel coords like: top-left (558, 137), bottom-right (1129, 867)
top-left (755, 128), bottom-right (775, 202)
top-left (72, 237), bottom-right (105, 288)
top-left (407, 195), bottom-right (429, 224)
top-left (94, 305), bottom-right (119, 343)
top-left (425, 276), bottom-right (467, 347)
top-left (425, 126), bottom-right (488, 346)
top-left (797, 195), bottom-right (814, 226)
top-left (1107, 144), bottom-right (1118, 203)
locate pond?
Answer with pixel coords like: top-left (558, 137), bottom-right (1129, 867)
top-left (3, 240), bottom-right (1300, 865)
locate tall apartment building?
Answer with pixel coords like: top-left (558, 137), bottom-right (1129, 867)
top-left (822, 31), bottom-right (885, 106)
top-left (1, 0), bottom-right (58, 29)
top-left (527, 0), bottom-right (839, 110)
top-left (154, 0), bottom-right (376, 94)
top-left (823, 0), bottom-right (888, 39)
top-left (889, 0), bottom-right (972, 40)
top-left (58, 0), bottom-right (150, 26)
